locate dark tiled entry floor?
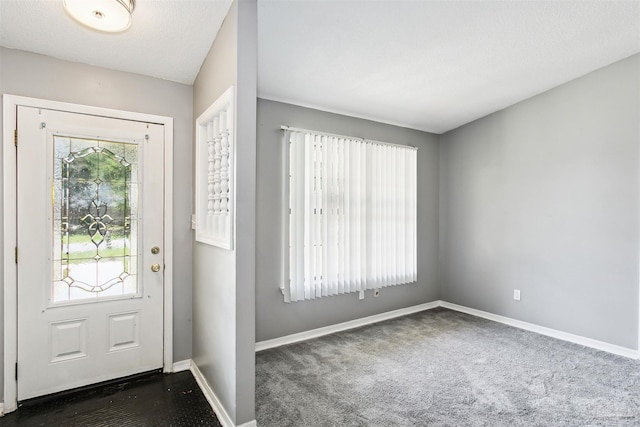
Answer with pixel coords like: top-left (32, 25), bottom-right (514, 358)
top-left (0, 371), bottom-right (222, 426)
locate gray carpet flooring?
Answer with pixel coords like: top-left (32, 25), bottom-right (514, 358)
top-left (256, 307), bottom-right (640, 426)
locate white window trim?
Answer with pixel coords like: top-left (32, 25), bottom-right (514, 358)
top-left (195, 86), bottom-right (235, 250)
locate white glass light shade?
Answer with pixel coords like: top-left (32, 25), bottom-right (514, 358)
top-left (63, 0), bottom-right (135, 33)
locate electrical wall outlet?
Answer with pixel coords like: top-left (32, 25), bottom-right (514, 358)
top-left (374, 289), bottom-right (380, 297)
top-left (513, 289), bottom-right (521, 301)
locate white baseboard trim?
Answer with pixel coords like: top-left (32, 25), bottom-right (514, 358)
top-left (190, 362), bottom-right (234, 427)
top-left (190, 361), bottom-right (257, 427)
top-left (255, 301), bottom-right (441, 352)
top-left (255, 299), bottom-right (638, 360)
top-left (440, 301), bottom-right (639, 359)
top-left (172, 359), bottom-right (192, 373)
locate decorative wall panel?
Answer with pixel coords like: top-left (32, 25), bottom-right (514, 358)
top-left (195, 86), bottom-right (234, 249)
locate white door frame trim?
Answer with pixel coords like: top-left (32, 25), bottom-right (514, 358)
top-left (2, 95), bottom-right (174, 413)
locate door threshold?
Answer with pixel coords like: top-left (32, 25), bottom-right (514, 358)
top-left (18, 368), bottom-right (163, 409)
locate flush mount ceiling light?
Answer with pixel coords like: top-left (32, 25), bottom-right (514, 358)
top-left (63, 0), bottom-right (135, 33)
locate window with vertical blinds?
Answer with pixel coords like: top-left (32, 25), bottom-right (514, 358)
top-left (283, 128), bottom-right (417, 303)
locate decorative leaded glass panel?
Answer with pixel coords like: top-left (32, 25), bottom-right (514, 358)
top-left (52, 136), bottom-right (139, 304)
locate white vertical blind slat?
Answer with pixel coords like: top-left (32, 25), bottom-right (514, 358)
top-left (371, 144), bottom-right (379, 287)
top-left (320, 135), bottom-right (329, 296)
top-left (359, 141), bottom-right (367, 293)
top-left (389, 145), bottom-right (397, 284)
top-left (411, 149), bottom-right (418, 282)
top-left (288, 131), bottom-right (297, 301)
top-left (398, 149), bottom-right (407, 283)
top-left (375, 144), bottom-right (382, 287)
top-left (325, 136), bottom-right (335, 295)
top-left (314, 135), bottom-right (323, 298)
top-left (349, 140), bottom-right (362, 291)
top-left (365, 144), bottom-right (373, 287)
top-left (337, 138), bottom-right (346, 294)
top-left (371, 144), bottom-right (378, 287)
top-left (383, 145), bottom-right (389, 285)
top-left (328, 136), bottom-right (338, 295)
top-left (290, 131), bottom-right (307, 301)
top-left (304, 134), bottom-right (314, 300)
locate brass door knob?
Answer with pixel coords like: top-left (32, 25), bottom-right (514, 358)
top-left (151, 263), bottom-right (161, 272)
top-left (151, 246), bottom-right (160, 254)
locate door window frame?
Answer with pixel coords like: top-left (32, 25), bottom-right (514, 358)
top-left (2, 95), bottom-right (175, 413)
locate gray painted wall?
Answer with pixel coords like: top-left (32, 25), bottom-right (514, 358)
top-left (256, 98), bottom-right (440, 342)
top-left (234, 0), bottom-right (257, 423)
top-left (0, 46), bottom-right (194, 401)
top-left (192, 0), bottom-right (256, 424)
top-left (192, 1), bottom-right (238, 421)
top-left (439, 53), bottom-right (640, 349)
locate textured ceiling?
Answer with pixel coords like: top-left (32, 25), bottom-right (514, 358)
top-left (258, 1), bottom-right (640, 134)
top-left (2, 1), bottom-right (638, 132)
top-left (0, 0), bottom-right (233, 84)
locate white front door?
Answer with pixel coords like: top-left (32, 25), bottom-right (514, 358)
top-left (16, 106), bottom-right (165, 400)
